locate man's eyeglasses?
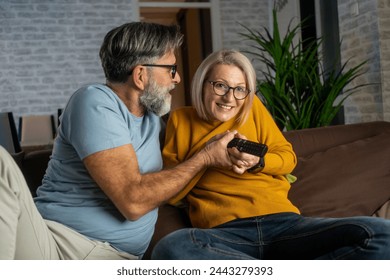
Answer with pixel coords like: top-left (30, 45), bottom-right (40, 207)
top-left (142, 64), bottom-right (177, 79)
top-left (208, 81), bottom-right (250, 100)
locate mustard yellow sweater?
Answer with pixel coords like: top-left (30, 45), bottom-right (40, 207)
top-left (163, 96), bottom-right (300, 228)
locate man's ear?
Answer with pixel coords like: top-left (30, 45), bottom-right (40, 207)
top-left (131, 65), bottom-right (147, 90)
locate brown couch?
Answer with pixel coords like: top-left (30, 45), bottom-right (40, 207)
top-left (10, 121), bottom-right (390, 259)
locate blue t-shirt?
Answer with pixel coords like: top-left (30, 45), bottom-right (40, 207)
top-left (34, 84), bottom-right (162, 256)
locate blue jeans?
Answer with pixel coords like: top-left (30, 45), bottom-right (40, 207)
top-left (151, 213), bottom-right (390, 259)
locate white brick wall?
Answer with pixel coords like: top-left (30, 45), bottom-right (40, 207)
top-left (338, 0), bottom-right (389, 123)
top-left (1, 0), bottom-right (388, 127)
top-left (0, 0), bottom-right (269, 128)
top-left (220, 0), bottom-right (269, 74)
top-left (378, 0), bottom-right (390, 121)
top-left (0, 0), bottom-right (134, 125)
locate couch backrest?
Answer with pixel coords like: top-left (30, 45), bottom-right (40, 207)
top-left (283, 121), bottom-right (390, 157)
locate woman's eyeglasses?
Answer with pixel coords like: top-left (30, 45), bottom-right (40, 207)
top-left (208, 81), bottom-right (250, 100)
top-left (142, 64), bottom-right (177, 79)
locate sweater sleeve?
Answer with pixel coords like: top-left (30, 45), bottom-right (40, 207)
top-left (252, 97), bottom-right (297, 175)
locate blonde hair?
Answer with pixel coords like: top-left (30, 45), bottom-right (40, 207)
top-left (191, 49), bottom-right (256, 126)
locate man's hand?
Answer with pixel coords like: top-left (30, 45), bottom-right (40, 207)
top-left (200, 130), bottom-right (237, 169)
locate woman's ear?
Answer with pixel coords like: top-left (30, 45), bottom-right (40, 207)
top-left (131, 65), bottom-right (147, 90)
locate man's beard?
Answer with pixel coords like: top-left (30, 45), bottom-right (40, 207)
top-left (140, 79), bottom-right (174, 117)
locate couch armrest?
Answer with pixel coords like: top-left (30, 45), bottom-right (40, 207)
top-left (21, 149), bottom-right (52, 197)
top-left (11, 151), bottom-right (25, 170)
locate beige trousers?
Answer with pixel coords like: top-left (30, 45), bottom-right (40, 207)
top-left (0, 146), bottom-right (137, 260)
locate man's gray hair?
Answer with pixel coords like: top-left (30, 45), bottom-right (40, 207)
top-left (100, 22), bottom-right (183, 83)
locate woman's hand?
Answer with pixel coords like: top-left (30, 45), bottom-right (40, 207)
top-left (227, 133), bottom-right (260, 174)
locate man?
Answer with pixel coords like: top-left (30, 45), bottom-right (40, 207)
top-left (0, 22), bottom-right (236, 260)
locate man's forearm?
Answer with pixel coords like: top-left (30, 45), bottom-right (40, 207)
top-left (140, 149), bottom-right (210, 205)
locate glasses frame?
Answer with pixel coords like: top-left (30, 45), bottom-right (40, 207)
top-left (208, 81), bottom-right (250, 100)
top-left (142, 64), bottom-right (177, 79)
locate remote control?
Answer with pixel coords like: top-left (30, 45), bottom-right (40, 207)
top-left (227, 138), bottom-right (268, 157)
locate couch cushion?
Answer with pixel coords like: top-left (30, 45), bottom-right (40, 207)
top-left (288, 132), bottom-right (390, 218)
top-left (143, 204), bottom-right (191, 259)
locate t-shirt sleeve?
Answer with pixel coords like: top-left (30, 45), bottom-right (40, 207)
top-left (61, 86), bottom-right (131, 159)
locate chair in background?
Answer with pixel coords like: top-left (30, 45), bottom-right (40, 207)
top-left (0, 112), bottom-right (22, 154)
top-left (18, 114), bottom-right (56, 147)
top-left (57, 108), bottom-right (63, 127)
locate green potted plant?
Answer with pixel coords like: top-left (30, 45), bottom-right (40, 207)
top-left (240, 9), bottom-right (367, 131)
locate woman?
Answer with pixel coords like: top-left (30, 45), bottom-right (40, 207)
top-left (151, 49), bottom-right (390, 260)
